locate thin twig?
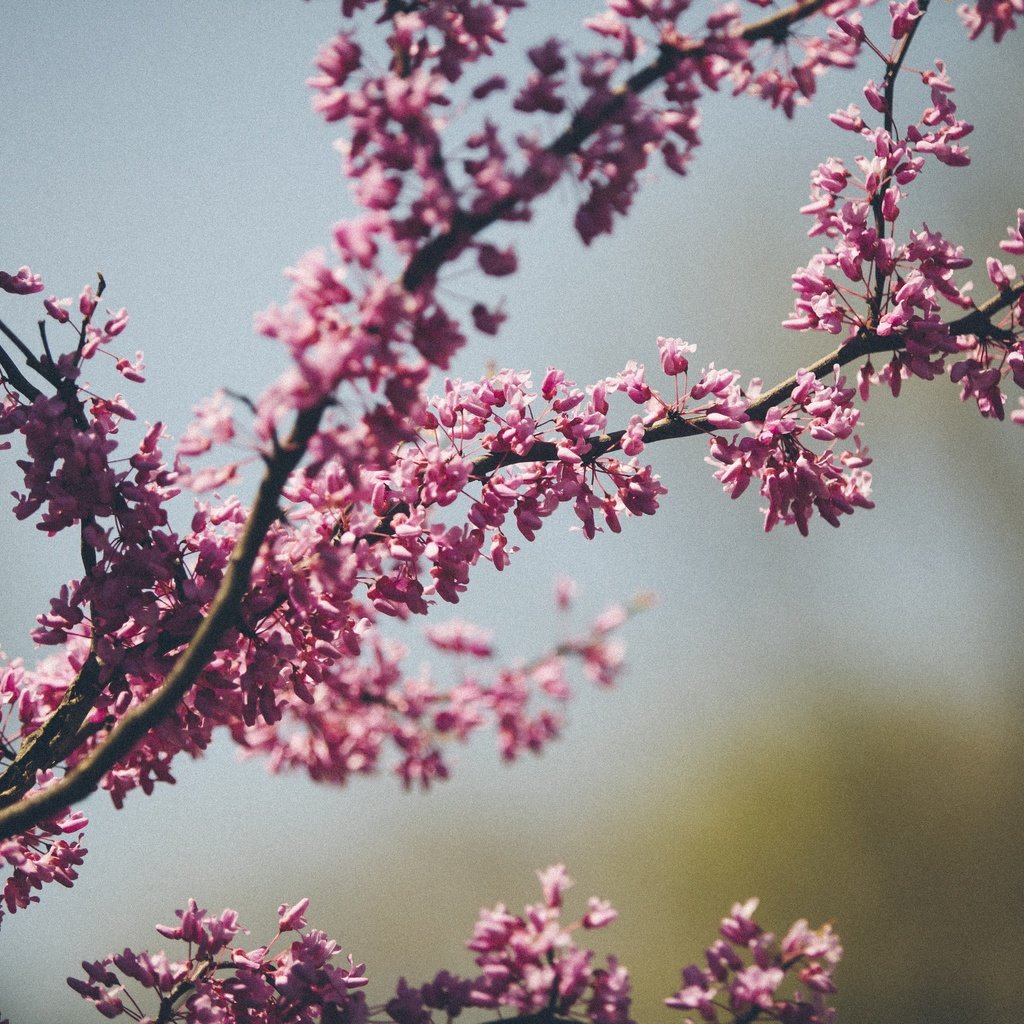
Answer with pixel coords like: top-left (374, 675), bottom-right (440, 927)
top-left (466, 282), bottom-right (1024, 478)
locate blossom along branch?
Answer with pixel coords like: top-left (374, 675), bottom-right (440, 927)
top-left (0, 404), bottom-right (325, 840)
top-left (0, 0), bottom-right (1020, 1008)
top-left (0, 281), bottom-right (126, 809)
top-left (458, 280), bottom-right (1024, 483)
top-left (0, 0), bottom-right (885, 847)
top-left (401, 0), bottom-right (838, 291)
top-left (67, 866), bottom-right (844, 1024)
top-left (343, 262), bottom-right (1024, 577)
top-left (0, 0), bottom-right (1019, 909)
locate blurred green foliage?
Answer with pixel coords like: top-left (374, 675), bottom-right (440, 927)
top-left (602, 693), bottom-right (1024, 1024)
top-left (314, 691), bottom-right (1024, 1024)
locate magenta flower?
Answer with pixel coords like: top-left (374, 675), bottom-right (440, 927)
top-left (0, 266), bottom-right (44, 295)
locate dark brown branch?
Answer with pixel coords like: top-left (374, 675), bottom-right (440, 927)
top-left (463, 282), bottom-right (1024, 479)
top-left (622, 0), bottom-right (836, 98)
top-left (357, 282), bottom-right (1023, 548)
top-left (0, 320), bottom-right (44, 402)
top-left (0, 317), bottom-right (45, 373)
top-left (402, 0), bottom-right (834, 291)
top-left (0, 402), bottom-right (326, 841)
top-left (881, 0), bottom-right (931, 132)
top-left (0, 649), bottom-right (104, 806)
top-left (868, 0), bottom-right (932, 319)
top-left (0, 316), bottom-right (67, 394)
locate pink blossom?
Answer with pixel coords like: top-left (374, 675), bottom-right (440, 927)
top-left (721, 898), bottom-right (761, 944)
top-left (539, 863), bottom-right (572, 908)
top-left (668, 900), bottom-right (841, 1023)
top-left (515, 41), bottom-right (567, 114)
top-left (72, 899), bottom-right (367, 1021)
top-left (477, 242), bottom-right (518, 276)
top-left (987, 256), bottom-right (1017, 289)
top-left (620, 414), bottom-right (646, 455)
top-left (425, 620), bottom-right (494, 658)
top-left (657, 335), bottom-right (694, 376)
top-left (102, 307), bottom-right (129, 336)
top-left (890, 0), bottom-right (925, 37)
top-left (1, 4), bottom-right (1019, 999)
top-left (0, 266), bottom-right (44, 295)
top-left (43, 295), bottom-right (71, 322)
top-left (959, 0), bottom-right (1023, 41)
top-left (583, 897), bottom-right (618, 929)
top-left (730, 963), bottom-right (785, 1010)
top-left (277, 897), bottom-right (310, 932)
top-left (1000, 208), bottom-right (1024, 254)
top-left (78, 284), bottom-right (98, 317)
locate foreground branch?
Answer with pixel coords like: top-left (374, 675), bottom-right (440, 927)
top-left (4, 0), bottom-right (1020, 842)
top-left (0, 404), bottom-right (325, 840)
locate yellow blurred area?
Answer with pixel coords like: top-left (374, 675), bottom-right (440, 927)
top-left (269, 687), bottom-right (1024, 1024)
top-left (604, 693), bottom-right (1024, 1024)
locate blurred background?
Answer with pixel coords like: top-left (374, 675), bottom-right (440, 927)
top-left (1, 4), bottom-right (1022, 1023)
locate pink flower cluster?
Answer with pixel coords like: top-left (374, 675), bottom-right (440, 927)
top-left (948, 210), bottom-right (1024, 420)
top-left (0, 766), bottom-right (87, 917)
top-left (789, 59), bottom-right (976, 354)
top-left (959, 0), bottom-right (1023, 41)
top-left (68, 871), bottom-right (841, 1024)
top-left (408, 364), bottom-right (669, 545)
top-left (590, 0), bottom-right (864, 123)
top-left (666, 898), bottom-right (842, 1024)
top-left (0, 266), bottom-right (44, 296)
top-left (787, 50), bottom-right (1024, 417)
top-left (1, 0), bottom-right (1022, 951)
top-left (707, 369), bottom-right (874, 535)
top-left (305, 0), bottom-right (885, 264)
top-left (462, 864), bottom-right (629, 1023)
top-left (0, 275), bottom-right (639, 928)
top-left (69, 897), bottom-right (369, 1023)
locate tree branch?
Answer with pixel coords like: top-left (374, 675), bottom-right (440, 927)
top-left (0, 316), bottom-right (116, 802)
top-left (3, 0), bottom-right (1017, 840)
top-left (402, 0), bottom-right (835, 291)
top-left (355, 281), bottom-right (1023, 551)
top-left (0, 648), bottom-right (104, 805)
top-left (0, 402), bottom-right (326, 840)
top-left (866, 0), bottom-right (932, 319)
top-left (0, 316), bottom-right (68, 395)
top-left (465, 282), bottom-right (1024, 478)
top-left (0, 319), bottom-right (44, 402)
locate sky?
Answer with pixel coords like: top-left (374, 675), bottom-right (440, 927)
top-left (1, 4), bottom-right (1023, 1022)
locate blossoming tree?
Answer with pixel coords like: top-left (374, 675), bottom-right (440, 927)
top-left (1, 0), bottom-right (1022, 1020)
